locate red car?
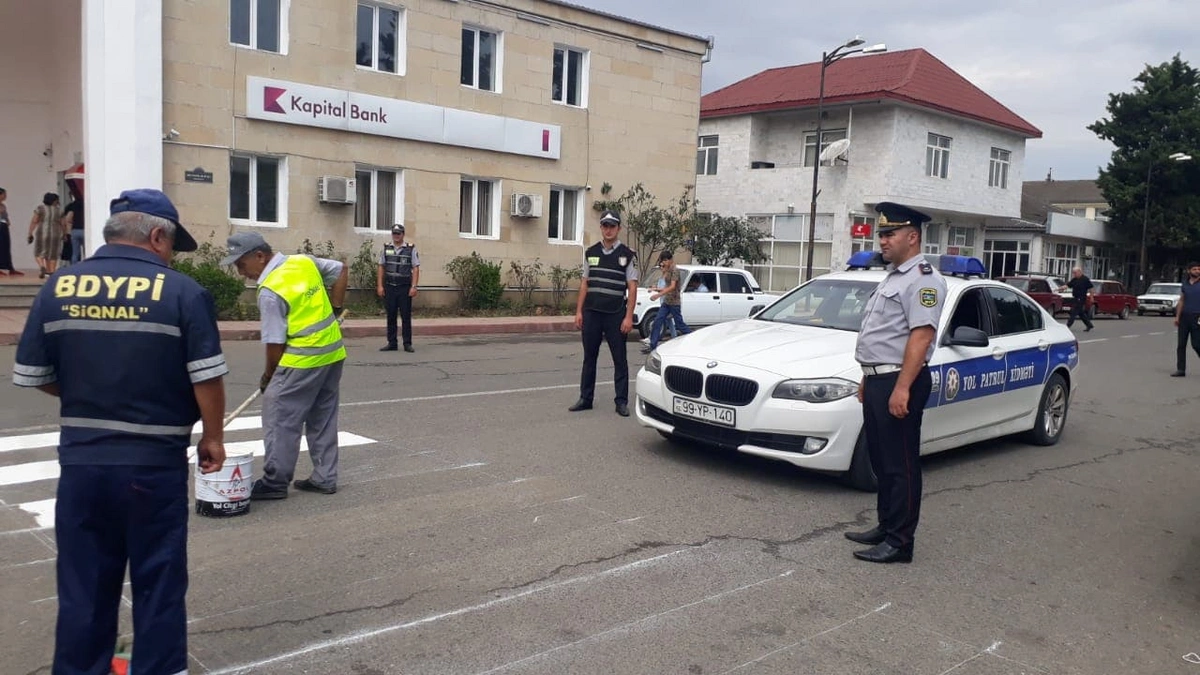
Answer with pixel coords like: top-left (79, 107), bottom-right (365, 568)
top-left (998, 275), bottom-right (1067, 314)
top-left (1062, 279), bottom-right (1138, 320)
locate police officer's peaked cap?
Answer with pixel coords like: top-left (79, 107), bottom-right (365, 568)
top-left (874, 202), bottom-right (932, 233)
top-left (599, 209), bottom-right (622, 226)
top-left (109, 188), bottom-right (198, 252)
top-left (391, 223), bottom-right (405, 234)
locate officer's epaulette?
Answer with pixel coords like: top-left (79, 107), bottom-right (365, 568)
top-left (918, 262), bottom-right (933, 275)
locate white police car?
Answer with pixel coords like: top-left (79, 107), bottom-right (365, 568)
top-left (634, 253), bottom-right (1080, 491)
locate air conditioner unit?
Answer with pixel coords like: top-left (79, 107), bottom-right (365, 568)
top-left (510, 192), bottom-right (543, 218)
top-left (1083, 245), bottom-right (1095, 258)
top-left (317, 176), bottom-right (357, 204)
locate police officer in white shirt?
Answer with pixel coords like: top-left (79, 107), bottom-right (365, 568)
top-left (844, 202), bottom-right (947, 564)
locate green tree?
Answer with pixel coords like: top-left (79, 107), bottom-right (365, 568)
top-left (685, 213), bottom-right (771, 267)
top-left (1088, 54), bottom-right (1200, 276)
top-left (592, 183), bottom-right (686, 279)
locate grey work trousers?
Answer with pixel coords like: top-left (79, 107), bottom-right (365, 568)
top-left (261, 360), bottom-right (344, 490)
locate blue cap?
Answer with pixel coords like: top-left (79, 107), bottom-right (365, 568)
top-left (874, 201), bottom-right (932, 233)
top-left (109, 189), bottom-right (197, 252)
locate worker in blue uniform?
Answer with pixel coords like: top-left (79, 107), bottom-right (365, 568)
top-left (845, 201), bottom-right (946, 564)
top-left (13, 189), bottom-right (228, 674)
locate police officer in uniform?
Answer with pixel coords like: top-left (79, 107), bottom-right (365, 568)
top-left (13, 189), bottom-right (228, 673)
top-left (569, 209), bottom-right (638, 416)
top-left (1172, 261), bottom-right (1200, 377)
top-left (844, 202), bottom-right (946, 564)
top-left (377, 223), bottom-right (419, 352)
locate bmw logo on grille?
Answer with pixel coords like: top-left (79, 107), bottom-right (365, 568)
top-left (706, 361), bottom-right (718, 369)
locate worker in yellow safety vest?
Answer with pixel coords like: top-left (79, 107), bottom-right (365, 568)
top-left (222, 231), bottom-right (348, 499)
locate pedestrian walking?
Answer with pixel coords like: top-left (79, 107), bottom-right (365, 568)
top-left (0, 187), bottom-right (21, 275)
top-left (28, 191), bottom-right (63, 278)
top-left (221, 231), bottom-right (349, 499)
top-left (13, 188), bottom-right (228, 673)
top-left (568, 209), bottom-right (638, 417)
top-left (641, 250), bottom-right (690, 354)
top-left (1060, 267), bottom-right (1095, 331)
top-left (376, 223), bottom-right (419, 352)
top-left (844, 202), bottom-right (946, 564)
top-left (1171, 261), bottom-right (1200, 377)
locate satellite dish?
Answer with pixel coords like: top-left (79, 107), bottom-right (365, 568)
top-left (819, 138), bottom-right (851, 163)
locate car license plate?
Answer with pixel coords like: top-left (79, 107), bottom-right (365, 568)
top-left (672, 397), bottom-right (736, 427)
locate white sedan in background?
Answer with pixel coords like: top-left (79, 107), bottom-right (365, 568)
top-left (1137, 282), bottom-right (1181, 316)
top-left (634, 254), bottom-right (1080, 491)
top-left (632, 265), bottom-right (781, 338)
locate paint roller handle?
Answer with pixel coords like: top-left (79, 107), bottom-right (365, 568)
top-left (223, 388), bottom-right (261, 428)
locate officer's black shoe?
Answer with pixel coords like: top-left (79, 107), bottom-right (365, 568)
top-left (380, 344), bottom-right (398, 352)
top-left (404, 345), bottom-right (415, 353)
top-left (568, 399), bottom-right (592, 412)
top-left (844, 526), bottom-right (886, 545)
top-left (852, 542), bottom-right (913, 564)
top-left (293, 478), bottom-right (337, 495)
top-left (250, 479), bottom-right (287, 501)
top-left (615, 403), bottom-right (630, 417)
top-left (1171, 371), bottom-right (1186, 377)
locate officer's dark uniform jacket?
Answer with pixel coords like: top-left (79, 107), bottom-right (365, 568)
top-left (13, 244), bottom-right (228, 466)
top-left (382, 243), bottom-right (415, 286)
top-left (583, 241), bottom-right (634, 314)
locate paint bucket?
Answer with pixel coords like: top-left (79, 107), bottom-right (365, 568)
top-left (195, 451), bottom-right (254, 518)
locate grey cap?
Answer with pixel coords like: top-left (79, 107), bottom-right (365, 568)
top-left (220, 231), bottom-right (268, 266)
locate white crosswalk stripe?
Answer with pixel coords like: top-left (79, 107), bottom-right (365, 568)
top-left (0, 417), bottom-right (377, 532)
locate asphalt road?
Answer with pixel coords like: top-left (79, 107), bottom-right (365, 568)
top-left (2, 315), bottom-right (1198, 675)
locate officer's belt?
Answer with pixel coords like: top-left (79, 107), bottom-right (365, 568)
top-left (861, 364), bottom-right (902, 376)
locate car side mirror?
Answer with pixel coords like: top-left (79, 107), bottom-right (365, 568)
top-left (945, 326), bottom-right (989, 348)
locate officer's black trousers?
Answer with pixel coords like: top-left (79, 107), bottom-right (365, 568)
top-left (385, 284), bottom-right (413, 347)
top-left (1177, 312), bottom-right (1200, 373)
top-left (579, 308), bottom-right (629, 405)
top-left (55, 465), bottom-right (189, 675)
top-left (861, 367), bottom-right (933, 549)
top-left (1066, 301), bottom-right (1093, 329)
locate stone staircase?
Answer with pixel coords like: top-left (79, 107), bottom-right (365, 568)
top-left (0, 274), bottom-right (44, 309)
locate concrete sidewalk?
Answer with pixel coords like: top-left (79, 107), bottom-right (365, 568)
top-left (0, 309), bottom-right (575, 345)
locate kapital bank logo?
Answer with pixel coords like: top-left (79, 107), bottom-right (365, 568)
top-left (261, 84), bottom-right (388, 123)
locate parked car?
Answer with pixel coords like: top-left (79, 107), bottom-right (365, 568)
top-left (632, 265), bottom-right (781, 338)
top-left (997, 275), bottom-right (1067, 314)
top-left (1062, 280), bottom-right (1138, 319)
top-left (1137, 282), bottom-right (1182, 316)
top-left (635, 253), bottom-right (1079, 491)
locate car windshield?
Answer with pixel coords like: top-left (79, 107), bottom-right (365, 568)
top-left (1003, 278), bottom-right (1031, 291)
top-left (755, 279), bottom-right (879, 331)
top-left (1146, 284), bottom-right (1180, 295)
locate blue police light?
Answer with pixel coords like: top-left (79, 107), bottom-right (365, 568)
top-left (936, 255), bottom-right (988, 278)
top-left (845, 251), bottom-right (886, 270)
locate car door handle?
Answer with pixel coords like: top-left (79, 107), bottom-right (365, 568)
top-left (992, 348), bottom-right (1006, 360)
top-left (1037, 339), bottom-right (1049, 352)
top-left (746, 295), bottom-right (754, 300)
top-left (712, 295), bottom-right (720, 300)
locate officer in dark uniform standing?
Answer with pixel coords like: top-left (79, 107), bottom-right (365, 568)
top-left (376, 223), bottom-right (420, 352)
top-left (1172, 261), bottom-right (1200, 377)
top-left (844, 202), bottom-right (946, 564)
top-left (13, 189), bottom-right (228, 673)
top-left (569, 209), bottom-right (638, 416)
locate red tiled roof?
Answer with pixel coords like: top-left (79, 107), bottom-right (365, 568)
top-left (700, 48), bottom-right (1042, 138)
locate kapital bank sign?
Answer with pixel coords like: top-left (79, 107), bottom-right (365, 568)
top-left (246, 76), bottom-right (561, 160)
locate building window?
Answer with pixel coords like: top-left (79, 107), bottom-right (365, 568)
top-left (356, 3), bottom-right (404, 74)
top-left (989, 148), bottom-right (1010, 188)
top-left (743, 213), bottom-right (834, 292)
top-left (1044, 243), bottom-right (1079, 278)
top-left (1064, 207), bottom-right (1089, 217)
top-left (696, 135), bottom-right (718, 175)
top-left (850, 215), bottom-right (876, 254)
top-left (548, 187), bottom-right (582, 244)
top-left (552, 46), bottom-right (588, 107)
top-left (983, 239), bottom-right (1030, 278)
top-left (461, 26), bottom-right (500, 92)
top-left (922, 223), bottom-right (942, 255)
top-left (229, 154), bottom-right (285, 226)
top-left (354, 168), bottom-right (402, 232)
top-left (926, 133), bottom-right (951, 178)
top-left (459, 178), bottom-right (498, 239)
top-left (946, 225), bottom-right (975, 257)
top-left (231, 0), bottom-right (285, 53)
top-left (803, 129), bottom-right (848, 167)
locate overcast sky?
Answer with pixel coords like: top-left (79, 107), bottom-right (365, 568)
top-left (584, 0), bottom-right (1200, 182)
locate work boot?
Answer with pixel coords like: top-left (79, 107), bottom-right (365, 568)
top-left (294, 478), bottom-right (336, 495)
top-left (250, 479), bottom-right (287, 500)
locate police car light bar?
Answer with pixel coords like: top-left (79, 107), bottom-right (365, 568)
top-left (844, 251), bottom-right (988, 277)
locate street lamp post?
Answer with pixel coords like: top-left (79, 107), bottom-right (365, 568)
top-left (1139, 150), bottom-right (1191, 292)
top-left (805, 38), bottom-right (886, 282)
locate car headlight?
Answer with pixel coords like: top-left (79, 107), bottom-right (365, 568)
top-left (772, 378), bottom-right (858, 403)
top-left (646, 351), bottom-right (662, 375)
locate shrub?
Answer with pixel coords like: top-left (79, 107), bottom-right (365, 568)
top-left (173, 258), bottom-right (246, 319)
top-left (445, 252), bottom-right (504, 309)
top-left (548, 263), bottom-right (582, 308)
top-left (508, 259), bottom-right (544, 307)
top-left (349, 240), bottom-right (377, 290)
